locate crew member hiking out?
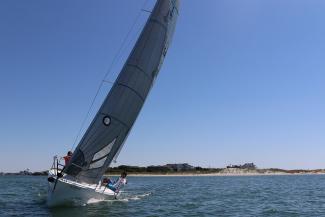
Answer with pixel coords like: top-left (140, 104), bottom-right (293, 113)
top-left (104, 172), bottom-right (127, 193)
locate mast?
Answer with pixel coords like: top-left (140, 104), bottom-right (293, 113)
top-left (64, 0), bottom-right (180, 184)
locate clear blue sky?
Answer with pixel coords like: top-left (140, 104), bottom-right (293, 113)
top-left (1, 0), bottom-right (325, 172)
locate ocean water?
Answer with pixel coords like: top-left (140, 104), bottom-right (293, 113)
top-left (1, 175), bottom-right (325, 217)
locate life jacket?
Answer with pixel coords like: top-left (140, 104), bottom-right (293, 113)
top-left (63, 156), bottom-right (71, 165)
top-left (107, 177), bottom-right (126, 193)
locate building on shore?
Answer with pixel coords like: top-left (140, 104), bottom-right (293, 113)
top-left (227, 163), bottom-right (256, 169)
top-left (19, 169), bottom-right (32, 175)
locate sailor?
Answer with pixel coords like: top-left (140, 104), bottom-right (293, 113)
top-left (63, 151), bottom-right (73, 165)
top-left (106, 172), bottom-right (127, 193)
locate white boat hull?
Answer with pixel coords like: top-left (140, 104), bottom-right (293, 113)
top-left (47, 170), bottom-right (117, 207)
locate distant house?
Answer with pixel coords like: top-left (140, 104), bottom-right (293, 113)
top-left (241, 163), bottom-right (256, 169)
top-left (227, 164), bottom-right (241, 169)
top-left (227, 163), bottom-right (256, 169)
top-left (19, 169), bottom-right (32, 175)
top-left (165, 163), bottom-right (194, 172)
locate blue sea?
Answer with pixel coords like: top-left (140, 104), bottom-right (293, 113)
top-left (1, 175), bottom-right (325, 216)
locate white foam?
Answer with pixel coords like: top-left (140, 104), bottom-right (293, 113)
top-left (87, 198), bottom-right (105, 204)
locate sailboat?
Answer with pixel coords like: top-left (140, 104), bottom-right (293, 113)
top-left (47, 0), bottom-right (179, 207)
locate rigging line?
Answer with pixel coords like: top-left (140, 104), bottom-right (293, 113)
top-left (114, 20), bottom-right (145, 71)
top-left (101, 0), bottom-right (150, 83)
top-left (70, 0), bottom-right (150, 151)
top-left (103, 0), bottom-right (150, 84)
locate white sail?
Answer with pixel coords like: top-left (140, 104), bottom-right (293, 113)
top-left (64, 0), bottom-right (180, 184)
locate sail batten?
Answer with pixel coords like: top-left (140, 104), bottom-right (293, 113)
top-left (64, 0), bottom-right (179, 184)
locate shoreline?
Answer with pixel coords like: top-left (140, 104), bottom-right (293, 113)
top-left (106, 168), bottom-right (325, 177)
top-left (107, 172), bottom-right (325, 177)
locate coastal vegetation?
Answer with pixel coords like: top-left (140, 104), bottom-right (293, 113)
top-left (105, 164), bottom-right (223, 175)
top-left (105, 163), bottom-right (325, 176)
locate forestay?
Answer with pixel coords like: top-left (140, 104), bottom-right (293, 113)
top-left (64, 0), bottom-right (179, 184)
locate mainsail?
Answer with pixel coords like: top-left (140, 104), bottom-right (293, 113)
top-left (64, 0), bottom-right (179, 184)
